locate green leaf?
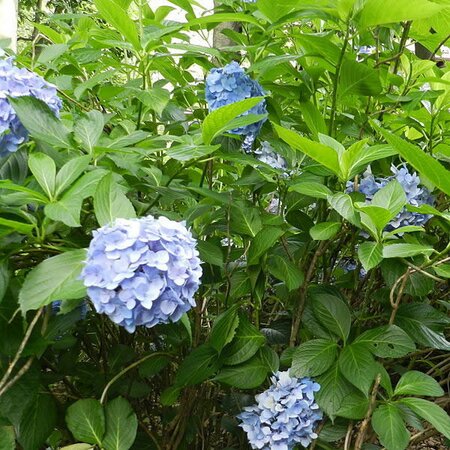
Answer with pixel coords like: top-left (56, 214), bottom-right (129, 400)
top-left (93, 0), bottom-right (141, 50)
top-left (209, 306), bottom-right (240, 352)
top-left (248, 227), bottom-right (284, 265)
top-left (17, 394), bottom-right (57, 450)
top-left (102, 397), bottom-right (137, 450)
top-left (372, 180), bottom-right (407, 217)
top-left (394, 371), bottom-right (444, 397)
top-left (93, 173), bottom-right (136, 226)
top-left (382, 243), bottom-right (434, 258)
top-left (310, 222), bottom-right (341, 240)
top-left (202, 97), bottom-right (265, 145)
top-left (358, 242), bottom-right (383, 271)
top-left (175, 344), bottom-right (220, 386)
top-left (339, 343), bottom-right (378, 395)
top-left (356, 204), bottom-right (393, 233)
top-left (19, 249), bottom-right (87, 313)
top-left (328, 193), bottom-right (361, 226)
top-left (0, 426), bottom-right (15, 450)
top-left (375, 126), bottom-right (450, 197)
top-left (354, 324), bottom-right (416, 357)
top-left (214, 353), bottom-right (269, 389)
top-left (138, 354), bottom-right (170, 379)
top-left (339, 58), bottom-right (382, 97)
top-left (130, 87), bottom-right (170, 116)
top-left (167, 144), bottom-right (220, 161)
top-left (28, 153), bottom-right (56, 199)
top-left (291, 339), bottom-right (339, 377)
top-left (289, 182), bottom-right (332, 199)
top-left (74, 111), bottom-right (105, 153)
top-left (0, 261), bottom-right (9, 304)
top-left (55, 155), bottom-right (91, 198)
top-left (399, 397), bottom-right (450, 439)
top-left (230, 204), bottom-right (262, 237)
top-left (196, 240), bottom-right (224, 267)
top-left (66, 399), bottom-right (105, 446)
top-left (8, 96), bottom-right (72, 148)
top-left (372, 404), bottom-right (409, 450)
top-left (357, 0), bottom-right (442, 28)
top-left (60, 445), bottom-right (94, 450)
top-left (311, 293), bottom-right (351, 343)
top-left (336, 391), bottom-right (370, 420)
top-left (45, 196), bottom-right (83, 227)
top-left (347, 144), bottom-right (397, 179)
top-left (274, 124), bottom-right (341, 177)
top-left (267, 255), bottom-right (304, 291)
top-left (0, 217), bottom-right (34, 235)
top-left (299, 101), bottom-right (327, 139)
top-left (316, 365), bottom-right (353, 420)
top-left (434, 263), bottom-right (450, 278)
top-left (222, 315), bottom-right (265, 366)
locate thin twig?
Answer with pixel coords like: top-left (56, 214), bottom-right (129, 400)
top-left (0, 357), bottom-right (33, 397)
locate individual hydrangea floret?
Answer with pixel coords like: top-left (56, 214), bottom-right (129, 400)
top-left (346, 165), bottom-right (433, 229)
top-left (0, 55), bottom-right (62, 157)
top-left (80, 216), bottom-right (203, 333)
top-left (238, 371), bottom-right (322, 450)
top-left (254, 141), bottom-right (287, 172)
top-left (205, 61), bottom-right (266, 149)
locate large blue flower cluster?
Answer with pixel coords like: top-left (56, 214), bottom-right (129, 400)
top-left (205, 61), bottom-right (266, 147)
top-left (238, 371), bottom-right (322, 450)
top-left (81, 216), bottom-right (203, 333)
top-left (0, 55), bottom-right (62, 157)
top-left (347, 165), bottom-right (433, 229)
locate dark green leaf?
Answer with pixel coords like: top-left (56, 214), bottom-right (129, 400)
top-left (210, 306), bottom-right (240, 352)
top-left (336, 391), bottom-right (370, 420)
top-left (74, 111), bottom-right (105, 153)
top-left (382, 243), bottom-right (434, 258)
top-left (394, 371), bottom-right (444, 397)
top-left (0, 426), bottom-right (15, 450)
top-left (102, 397), bottom-right (137, 450)
top-left (309, 222), bottom-right (341, 240)
top-left (372, 404), bottom-right (409, 450)
top-left (66, 399), bottom-right (105, 446)
top-left (248, 227), bottom-right (284, 265)
top-left (291, 339), bottom-right (339, 377)
top-left (358, 242), bottom-right (383, 271)
top-left (267, 255), bottom-right (304, 291)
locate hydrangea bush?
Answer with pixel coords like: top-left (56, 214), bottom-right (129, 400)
top-left (0, 55), bottom-right (61, 157)
top-left (0, 1), bottom-right (449, 450)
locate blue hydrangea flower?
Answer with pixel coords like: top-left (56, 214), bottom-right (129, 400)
top-left (205, 61), bottom-right (266, 149)
top-left (238, 371), bottom-right (322, 450)
top-left (0, 55), bottom-right (62, 157)
top-left (254, 141), bottom-right (287, 172)
top-left (346, 165), bottom-right (433, 229)
top-left (80, 216), bottom-right (203, 333)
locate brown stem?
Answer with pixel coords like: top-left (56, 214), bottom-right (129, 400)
top-left (388, 269), bottom-right (410, 325)
top-left (354, 374), bottom-right (381, 450)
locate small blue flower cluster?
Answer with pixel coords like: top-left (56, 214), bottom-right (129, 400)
top-left (205, 61), bottom-right (266, 149)
top-left (347, 165), bottom-right (433, 229)
top-left (255, 141), bottom-right (287, 172)
top-left (81, 216), bottom-right (202, 333)
top-left (0, 55), bottom-right (62, 157)
top-left (238, 371), bottom-right (322, 450)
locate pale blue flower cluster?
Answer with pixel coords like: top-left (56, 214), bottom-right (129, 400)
top-left (347, 165), bottom-right (433, 229)
top-left (255, 141), bottom-right (287, 172)
top-left (205, 61), bottom-right (266, 149)
top-left (0, 55), bottom-right (62, 157)
top-left (238, 371), bottom-right (322, 450)
top-left (81, 216), bottom-right (203, 333)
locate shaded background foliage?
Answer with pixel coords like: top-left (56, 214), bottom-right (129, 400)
top-left (0, 0), bottom-right (450, 449)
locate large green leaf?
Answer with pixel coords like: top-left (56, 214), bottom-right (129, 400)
top-left (175, 344), bottom-right (220, 386)
top-left (74, 111), bottom-right (105, 153)
top-left (376, 126), bottom-right (450, 196)
top-left (202, 97), bottom-right (266, 145)
top-left (230, 204), bottom-right (262, 237)
top-left (358, 242), bottom-right (383, 271)
top-left (399, 398), bottom-right (450, 439)
top-left (309, 222), bottom-right (341, 240)
top-left (93, 0), bottom-right (141, 50)
top-left (248, 227), bottom-right (284, 265)
top-left (54, 155), bottom-right (91, 198)
top-left (328, 193), bottom-right (361, 226)
top-left (394, 371), bottom-right (444, 397)
top-left (372, 180), bottom-right (406, 217)
top-left (93, 173), bottom-right (136, 226)
top-left (102, 397), bottom-right (137, 450)
top-left (289, 182), bottom-right (332, 199)
top-left (316, 365), bottom-right (353, 420)
top-left (17, 394), bottom-right (58, 450)
top-left (66, 399), bottom-right (105, 446)
top-left (382, 243), bottom-right (434, 259)
top-left (357, 0), bottom-right (442, 28)
top-left (9, 96), bottom-right (72, 148)
top-left (338, 343), bottom-right (378, 395)
top-left (28, 153), bottom-right (56, 200)
top-left (222, 315), bottom-right (265, 365)
top-left (311, 293), bottom-right (351, 343)
top-left (339, 59), bottom-right (382, 97)
top-left (291, 339), bottom-right (339, 377)
top-left (336, 391), bottom-right (370, 420)
top-left (354, 324), bottom-right (416, 357)
top-left (274, 124), bottom-right (341, 177)
top-left (19, 249), bottom-right (87, 313)
top-left (209, 306), bottom-right (240, 352)
top-left (267, 255), bottom-right (304, 291)
top-left (372, 404), bottom-right (409, 450)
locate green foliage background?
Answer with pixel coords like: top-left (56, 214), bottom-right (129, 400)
top-left (1, 0), bottom-right (450, 449)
